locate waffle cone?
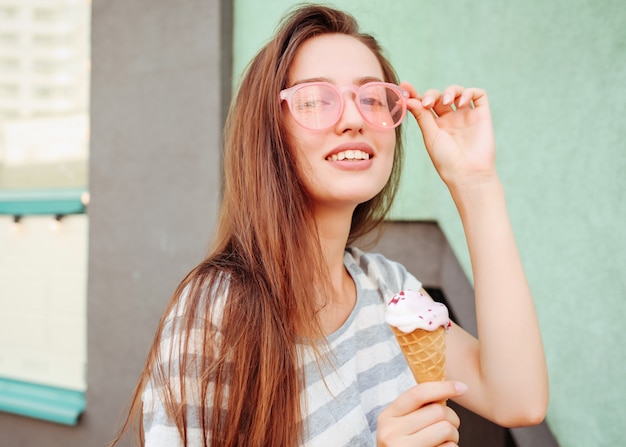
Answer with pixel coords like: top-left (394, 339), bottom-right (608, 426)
top-left (391, 325), bottom-right (446, 383)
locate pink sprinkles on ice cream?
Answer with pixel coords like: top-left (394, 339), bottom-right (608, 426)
top-left (385, 289), bottom-right (451, 333)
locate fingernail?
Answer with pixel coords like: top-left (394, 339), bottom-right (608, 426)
top-left (454, 382), bottom-right (468, 394)
top-left (443, 93), bottom-right (452, 105)
top-left (422, 95), bottom-right (432, 107)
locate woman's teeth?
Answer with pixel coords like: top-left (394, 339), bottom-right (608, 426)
top-left (326, 150), bottom-right (371, 161)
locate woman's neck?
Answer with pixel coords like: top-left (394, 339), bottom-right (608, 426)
top-left (314, 204), bottom-right (353, 273)
top-left (313, 204), bottom-right (358, 334)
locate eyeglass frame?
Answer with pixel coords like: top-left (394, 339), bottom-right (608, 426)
top-left (279, 81), bottom-right (409, 131)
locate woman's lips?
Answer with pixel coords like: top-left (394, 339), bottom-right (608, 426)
top-left (326, 149), bottom-right (370, 161)
top-left (325, 143), bottom-right (374, 161)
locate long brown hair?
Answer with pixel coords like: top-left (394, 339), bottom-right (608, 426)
top-left (111, 4), bottom-right (405, 446)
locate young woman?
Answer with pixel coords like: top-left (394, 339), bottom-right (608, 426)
top-left (112, 4), bottom-right (548, 446)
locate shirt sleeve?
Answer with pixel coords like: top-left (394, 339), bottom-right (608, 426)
top-left (142, 281), bottom-right (227, 446)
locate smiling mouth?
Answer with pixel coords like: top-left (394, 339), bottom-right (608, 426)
top-left (326, 149), bottom-right (371, 161)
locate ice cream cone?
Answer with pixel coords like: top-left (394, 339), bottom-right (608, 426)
top-left (385, 289), bottom-right (450, 405)
top-left (391, 325), bottom-right (446, 383)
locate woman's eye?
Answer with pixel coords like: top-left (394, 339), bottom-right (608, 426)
top-left (360, 96), bottom-right (384, 107)
top-left (296, 99), bottom-right (329, 111)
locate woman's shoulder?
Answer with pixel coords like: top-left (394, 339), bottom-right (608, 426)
top-left (161, 270), bottom-right (230, 335)
top-left (344, 246), bottom-right (409, 277)
top-left (344, 246), bottom-right (422, 295)
top-left (345, 246), bottom-right (399, 266)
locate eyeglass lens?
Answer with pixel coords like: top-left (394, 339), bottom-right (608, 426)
top-left (288, 84), bottom-right (404, 130)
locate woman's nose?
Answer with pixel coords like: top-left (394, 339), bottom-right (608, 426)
top-left (335, 92), bottom-right (364, 133)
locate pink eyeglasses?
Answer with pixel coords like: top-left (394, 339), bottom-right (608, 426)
top-left (280, 81), bottom-right (409, 131)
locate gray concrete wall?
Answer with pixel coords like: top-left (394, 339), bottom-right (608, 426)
top-left (0, 0), bottom-right (231, 445)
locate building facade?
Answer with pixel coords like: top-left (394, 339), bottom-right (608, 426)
top-left (0, 0), bottom-right (624, 446)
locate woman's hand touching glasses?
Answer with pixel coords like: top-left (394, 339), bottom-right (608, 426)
top-left (401, 83), bottom-right (498, 191)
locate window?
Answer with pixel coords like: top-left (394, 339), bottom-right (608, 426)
top-left (31, 58), bottom-right (59, 73)
top-left (0, 84), bottom-right (19, 97)
top-left (0, 0), bottom-right (90, 425)
top-left (33, 8), bottom-right (57, 22)
top-left (0, 33), bottom-right (19, 45)
top-left (0, 58), bottom-right (19, 71)
top-left (32, 33), bottom-right (71, 47)
top-left (0, 7), bottom-right (18, 20)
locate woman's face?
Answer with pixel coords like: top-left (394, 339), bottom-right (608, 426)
top-left (283, 33), bottom-right (397, 213)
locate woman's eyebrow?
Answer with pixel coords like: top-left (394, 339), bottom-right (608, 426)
top-left (290, 77), bottom-right (333, 86)
top-left (355, 76), bottom-right (384, 85)
top-left (289, 76), bottom-right (385, 87)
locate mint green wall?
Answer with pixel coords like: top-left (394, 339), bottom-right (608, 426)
top-left (233, 1), bottom-right (625, 446)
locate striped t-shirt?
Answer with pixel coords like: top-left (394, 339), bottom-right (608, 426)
top-left (142, 247), bottom-right (420, 446)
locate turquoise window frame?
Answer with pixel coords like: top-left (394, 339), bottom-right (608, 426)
top-left (0, 187), bottom-right (88, 424)
top-left (0, 378), bottom-right (85, 425)
top-left (0, 188), bottom-right (88, 216)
